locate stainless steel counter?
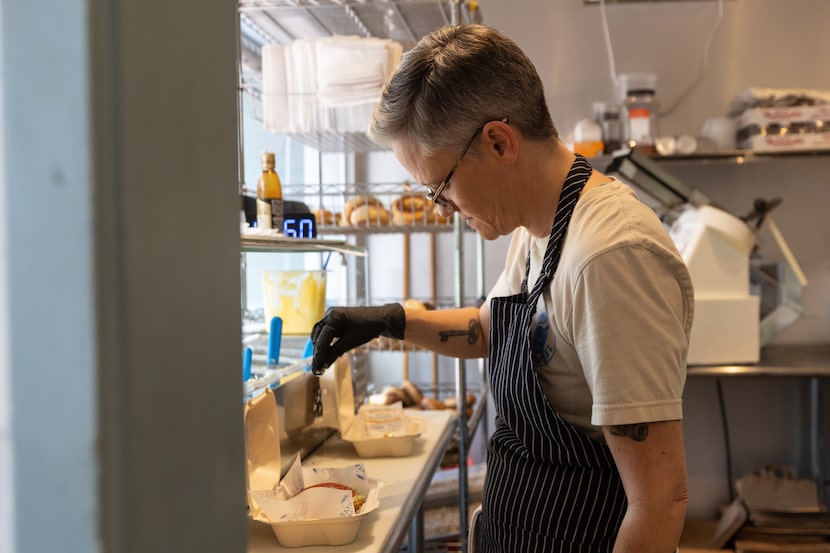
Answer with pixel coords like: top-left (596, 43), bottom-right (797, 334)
top-left (247, 409), bottom-right (457, 553)
top-left (687, 344), bottom-right (830, 378)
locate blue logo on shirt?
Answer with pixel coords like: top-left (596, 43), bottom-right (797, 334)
top-left (531, 310), bottom-right (555, 366)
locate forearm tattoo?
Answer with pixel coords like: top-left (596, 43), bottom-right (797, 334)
top-left (610, 423), bottom-right (649, 442)
top-left (438, 318), bottom-right (481, 345)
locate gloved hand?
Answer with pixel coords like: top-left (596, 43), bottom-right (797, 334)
top-left (310, 303), bottom-right (405, 375)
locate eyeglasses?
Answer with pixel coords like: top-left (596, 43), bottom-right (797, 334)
top-left (426, 117), bottom-right (509, 210)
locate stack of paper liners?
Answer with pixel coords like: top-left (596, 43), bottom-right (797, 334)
top-left (262, 36), bottom-right (403, 134)
top-left (710, 466), bottom-right (830, 552)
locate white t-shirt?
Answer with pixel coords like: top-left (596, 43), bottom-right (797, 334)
top-left (487, 180), bottom-right (694, 442)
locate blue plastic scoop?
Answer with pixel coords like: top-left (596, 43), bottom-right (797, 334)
top-left (268, 317), bottom-right (283, 366)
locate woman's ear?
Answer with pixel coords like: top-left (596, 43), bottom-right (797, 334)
top-left (484, 119), bottom-right (518, 164)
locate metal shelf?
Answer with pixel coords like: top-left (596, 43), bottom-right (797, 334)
top-left (687, 343), bottom-right (830, 506)
top-left (239, 1), bottom-right (480, 50)
top-left (687, 344), bottom-right (830, 378)
top-left (240, 233), bottom-right (367, 255)
top-left (238, 1), bottom-right (482, 153)
top-left (236, 4), bottom-right (485, 546)
top-left (319, 223), bottom-right (455, 235)
top-left (591, 148), bottom-right (830, 171)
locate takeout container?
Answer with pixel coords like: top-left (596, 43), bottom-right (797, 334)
top-left (243, 388), bottom-right (380, 547)
top-left (266, 506), bottom-right (375, 547)
top-left (262, 270), bottom-right (326, 335)
top-left (342, 411), bottom-right (424, 457)
top-left (318, 357), bottom-right (425, 457)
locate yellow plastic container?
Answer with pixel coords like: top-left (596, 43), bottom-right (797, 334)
top-left (262, 270), bottom-right (326, 335)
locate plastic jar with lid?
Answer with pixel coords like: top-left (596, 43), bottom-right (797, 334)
top-left (573, 118), bottom-right (604, 158)
top-left (619, 73), bottom-right (659, 154)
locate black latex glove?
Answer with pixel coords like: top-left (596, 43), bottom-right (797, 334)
top-left (310, 303), bottom-right (405, 375)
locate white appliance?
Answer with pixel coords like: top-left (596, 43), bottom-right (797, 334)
top-left (669, 205), bottom-right (759, 365)
top-left (606, 151), bottom-right (805, 366)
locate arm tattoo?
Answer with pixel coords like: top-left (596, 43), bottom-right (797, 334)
top-left (438, 319), bottom-right (481, 345)
top-left (610, 423), bottom-right (649, 442)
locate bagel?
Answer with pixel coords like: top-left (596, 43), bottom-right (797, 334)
top-left (381, 385), bottom-right (406, 406)
top-left (342, 196), bottom-right (383, 226)
top-left (403, 298), bottom-right (427, 311)
top-left (350, 204), bottom-right (389, 226)
top-left (420, 396), bottom-right (446, 410)
top-left (401, 380), bottom-right (424, 407)
top-left (444, 393), bottom-right (476, 410)
top-left (391, 193), bottom-right (433, 225)
top-left (312, 208), bottom-right (335, 226)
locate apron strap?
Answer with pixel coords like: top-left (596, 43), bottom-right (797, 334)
top-left (522, 154), bottom-right (592, 304)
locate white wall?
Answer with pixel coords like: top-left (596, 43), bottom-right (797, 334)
top-left (481, 0), bottom-right (830, 142)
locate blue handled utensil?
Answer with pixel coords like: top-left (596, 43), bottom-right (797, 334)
top-left (268, 316), bottom-right (283, 366)
top-left (302, 338), bottom-right (314, 361)
top-left (242, 347), bottom-right (253, 381)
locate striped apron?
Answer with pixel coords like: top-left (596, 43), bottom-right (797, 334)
top-left (477, 156), bottom-right (627, 552)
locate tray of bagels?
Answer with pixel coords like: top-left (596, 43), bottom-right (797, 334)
top-left (368, 379), bottom-right (478, 418)
top-left (311, 192), bottom-right (453, 229)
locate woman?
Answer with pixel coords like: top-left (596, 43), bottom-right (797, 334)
top-left (311, 23), bottom-right (692, 553)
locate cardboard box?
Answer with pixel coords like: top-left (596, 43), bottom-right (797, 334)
top-left (736, 105), bottom-right (830, 129)
top-left (738, 132), bottom-right (830, 152)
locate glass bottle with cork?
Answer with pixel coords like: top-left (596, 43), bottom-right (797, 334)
top-left (619, 73), bottom-right (659, 154)
top-left (256, 151), bottom-right (284, 232)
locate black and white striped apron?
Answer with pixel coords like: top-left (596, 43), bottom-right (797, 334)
top-left (478, 155), bottom-right (627, 552)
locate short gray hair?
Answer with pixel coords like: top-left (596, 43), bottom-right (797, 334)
top-left (368, 24), bottom-right (557, 156)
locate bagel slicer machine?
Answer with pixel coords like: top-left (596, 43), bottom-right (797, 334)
top-left (606, 151), bottom-right (807, 366)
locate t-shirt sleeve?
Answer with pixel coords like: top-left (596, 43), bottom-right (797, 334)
top-left (571, 245), bottom-right (691, 426)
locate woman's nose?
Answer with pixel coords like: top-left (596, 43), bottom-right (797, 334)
top-left (435, 202), bottom-right (457, 218)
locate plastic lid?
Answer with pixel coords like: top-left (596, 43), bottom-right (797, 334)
top-left (593, 101), bottom-right (621, 117)
top-left (574, 118), bottom-right (603, 142)
top-left (260, 151), bottom-right (276, 168)
top-left (618, 73), bottom-right (658, 100)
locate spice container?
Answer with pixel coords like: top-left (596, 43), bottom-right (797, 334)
top-left (573, 118), bottom-right (604, 158)
top-left (593, 102), bottom-right (624, 154)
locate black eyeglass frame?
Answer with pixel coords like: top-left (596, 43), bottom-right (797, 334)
top-left (426, 117), bottom-right (509, 210)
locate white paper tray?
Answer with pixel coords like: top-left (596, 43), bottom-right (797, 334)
top-left (265, 505), bottom-right (374, 547)
top-left (341, 414), bottom-right (424, 458)
top-left (258, 479), bottom-right (382, 547)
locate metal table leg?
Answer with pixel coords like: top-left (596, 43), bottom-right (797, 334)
top-left (407, 506), bottom-right (424, 553)
top-left (810, 376), bottom-right (826, 505)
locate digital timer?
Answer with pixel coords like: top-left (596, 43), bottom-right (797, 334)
top-left (283, 214), bottom-right (317, 239)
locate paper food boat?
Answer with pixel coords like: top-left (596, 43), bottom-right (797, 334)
top-left (341, 408), bottom-right (424, 458)
top-left (250, 478), bottom-right (382, 547)
top-left (320, 358), bottom-right (425, 458)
